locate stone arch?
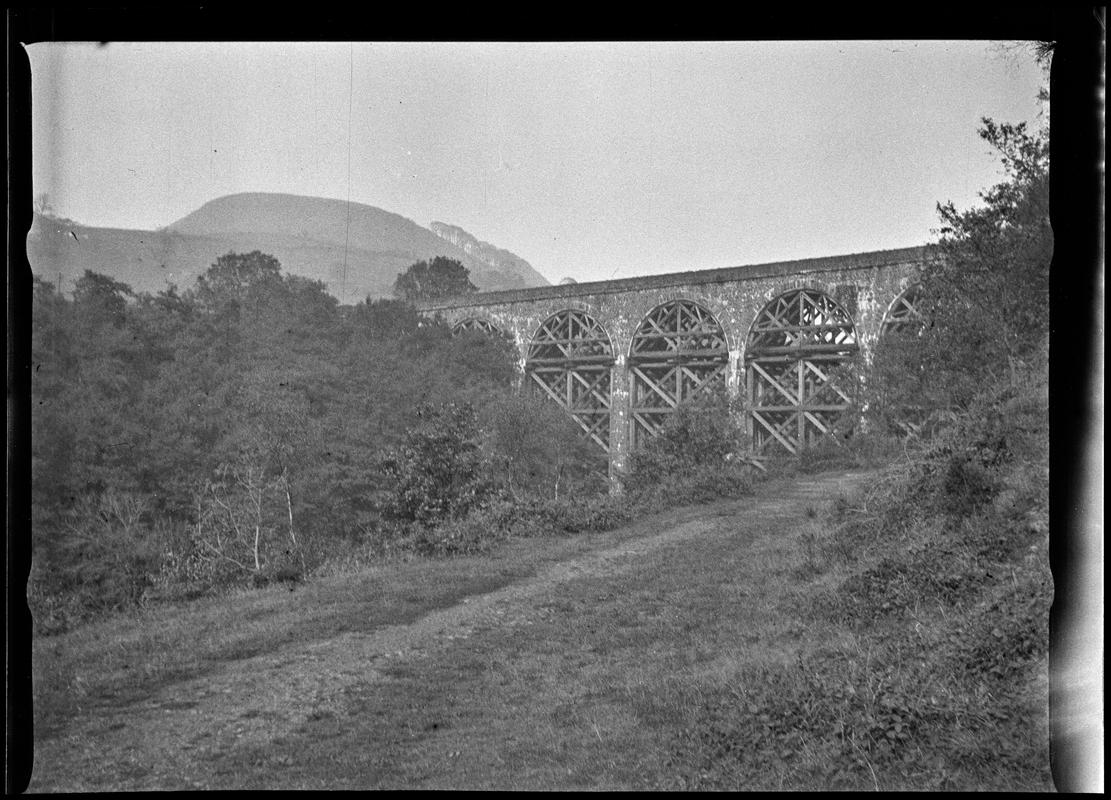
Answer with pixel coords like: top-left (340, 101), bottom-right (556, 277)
top-left (525, 309), bottom-right (615, 451)
top-left (881, 283), bottom-right (925, 337)
top-left (744, 287), bottom-right (860, 455)
top-left (451, 317), bottom-right (502, 335)
top-left (627, 299), bottom-right (729, 449)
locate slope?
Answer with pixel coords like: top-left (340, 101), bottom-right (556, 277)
top-left (26, 193), bottom-right (548, 302)
top-left (28, 467), bottom-right (1050, 791)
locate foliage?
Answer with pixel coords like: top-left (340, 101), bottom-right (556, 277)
top-left (392, 255), bottom-right (477, 301)
top-left (626, 391), bottom-right (751, 493)
top-left (480, 391), bottom-right (607, 501)
top-left (865, 117), bottom-right (1050, 427)
top-left (793, 431), bottom-right (904, 475)
top-left (667, 375), bottom-right (1050, 791)
top-left (634, 461), bottom-right (757, 510)
top-left (379, 402), bottom-right (497, 525)
top-left (522, 492), bottom-right (633, 534)
top-left (72, 270), bottom-right (135, 326)
top-left (30, 243), bottom-right (762, 632)
top-left (28, 490), bottom-right (165, 633)
top-left (29, 249), bottom-right (522, 631)
top-left (348, 297), bottom-right (424, 340)
top-left (188, 458), bottom-right (304, 586)
top-left (191, 250), bottom-right (284, 313)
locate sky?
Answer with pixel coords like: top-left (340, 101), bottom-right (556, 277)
top-left (26, 41), bottom-right (1046, 284)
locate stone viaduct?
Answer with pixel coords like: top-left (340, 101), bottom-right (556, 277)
top-left (418, 245), bottom-right (933, 482)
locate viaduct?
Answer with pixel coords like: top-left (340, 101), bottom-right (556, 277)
top-left (418, 246), bottom-right (934, 482)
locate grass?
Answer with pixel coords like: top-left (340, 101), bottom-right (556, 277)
top-left (192, 488), bottom-right (815, 790)
top-left (30, 553), bottom-right (544, 741)
top-left (663, 386), bottom-right (1052, 791)
top-left (29, 420), bottom-right (1051, 790)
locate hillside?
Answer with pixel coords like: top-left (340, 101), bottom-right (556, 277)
top-left (26, 193), bottom-right (549, 302)
top-left (428, 221), bottom-right (548, 289)
top-left (26, 467), bottom-right (1051, 791)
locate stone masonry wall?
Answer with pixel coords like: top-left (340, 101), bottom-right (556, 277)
top-left (419, 247), bottom-right (932, 483)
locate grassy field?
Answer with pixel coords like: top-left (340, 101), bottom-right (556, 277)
top-left (27, 466), bottom-right (1052, 791)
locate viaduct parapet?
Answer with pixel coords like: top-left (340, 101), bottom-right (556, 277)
top-left (418, 245), bottom-right (935, 483)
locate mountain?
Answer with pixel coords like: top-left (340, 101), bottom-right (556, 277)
top-left (26, 193), bottom-right (549, 302)
top-left (428, 221), bottom-right (548, 291)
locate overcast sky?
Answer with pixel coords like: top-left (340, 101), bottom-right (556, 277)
top-left (27, 41), bottom-right (1046, 284)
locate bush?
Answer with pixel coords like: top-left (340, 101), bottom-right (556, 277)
top-left (633, 461), bottom-right (756, 511)
top-left (379, 402), bottom-right (497, 524)
top-left (526, 493), bottom-right (634, 533)
top-left (405, 499), bottom-right (537, 556)
top-left (795, 431), bottom-right (903, 475)
top-left (29, 490), bottom-right (167, 633)
top-left (626, 393), bottom-right (752, 494)
top-left (942, 454), bottom-right (1001, 516)
top-left (860, 118), bottom-right (1048, 432)
top-left (479, 391), bottom-right (608, 501)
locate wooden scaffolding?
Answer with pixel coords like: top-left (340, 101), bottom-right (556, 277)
top-left (745, 288), bottom-right (859, 455)
top-left (525, 309), bottom-right (614, 450)
top-left (628, 300), bottom-right (729, 450)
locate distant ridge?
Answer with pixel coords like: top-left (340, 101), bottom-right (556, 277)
top-left (28, 192), bottom-right (550, 302)
top-left (428, 221), bottom-right (548, 290)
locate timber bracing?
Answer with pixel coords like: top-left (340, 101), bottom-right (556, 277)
top-left (420, 245), bottom-right (932, 480)
top-left (628, 300), bottom-right (729, 449)
top-left (745, 288), bottom-right (859, 455)
top-left (525, 309), bottom-right (614, 450)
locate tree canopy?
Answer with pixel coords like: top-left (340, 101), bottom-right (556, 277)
top-left (28, 248), bottom-right (537, 627)
top-left (393, 256), bottom-right (477, 301)
top-left (866, 113), bottom-right (1050, 427)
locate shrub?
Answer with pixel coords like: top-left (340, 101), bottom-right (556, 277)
top-left (479, 391), bottom-right (607, 501)
top-left (28, 490), bottom-right (166, 633)
top-left (634, 461), bottom-right (756, 511)
top-left (184, 458), bottom-right (306, 589)
top-left (379, 402), bottom-right (497, 524)
top-left (795, 431), bottom-right (903, 475)
top-left (626, 392), bottom-right (751, 494)
top-left (527, 493), bottom-right (634, 533)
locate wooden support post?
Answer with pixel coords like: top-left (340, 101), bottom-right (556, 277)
top-left (798, 360), bottom-right (805, 448)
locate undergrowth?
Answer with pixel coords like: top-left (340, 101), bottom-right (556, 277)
top-left (320, 394), bottom-right (759, 563)
top-left (663, 379), bottom-right (1052, 790)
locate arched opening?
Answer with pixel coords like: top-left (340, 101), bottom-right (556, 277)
top-left (451, 317), bottom-right (501, 335)
top-left (745, 288), bottom-right (859, 455)
top-left (628, 300), bottom-right (728, 449)
top-left (881, 284), bottom-right (925, 337)
top-left (525, 309), bottom-right (614, 450)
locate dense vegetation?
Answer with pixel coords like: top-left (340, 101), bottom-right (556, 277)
top-left (864, 116), bottom-right (1049, 430)
top-left (29, 252), bottom-right (550, 630)
top-left (29, 250), bottom-right (756, 633)
top-left (670, 371), bottom-right (1051, 790)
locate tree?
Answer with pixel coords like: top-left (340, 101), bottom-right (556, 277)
top-left (866, 114), bottom-right (1050, 425)
top-left (379, 402), bottom-right (495, 524)
top-left (479, 391), bottom-right (605, 501)
top-left (349, 298), bottom-right (424, 342)
top-left (72, 270), bottom-right (134, 328)
top-left (31, 276), bottom-right (80, 508)
top-left (393, 256), bottom-right (477, 301)
top-left (191, 250), bottom-right (284, 313)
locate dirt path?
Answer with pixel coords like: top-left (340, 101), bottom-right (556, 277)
top-left (29, 470), bottom-right (868, 791)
